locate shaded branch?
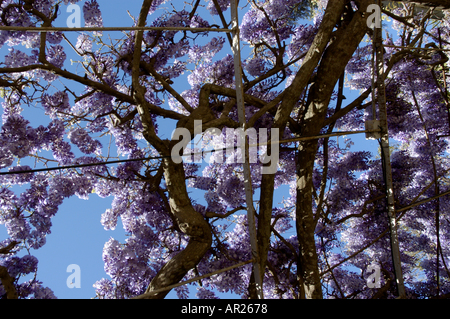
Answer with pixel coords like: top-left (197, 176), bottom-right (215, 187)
top-left (0, 241), bottom-right (19, 299)
top-left (0, 64), bottom-right (184, 121)
top-left (0, 266), bottom-right (18, 299)
top-left (205, 206), bottom-right (245, 219)
top-left (0, 241), bottom-right (19, 255)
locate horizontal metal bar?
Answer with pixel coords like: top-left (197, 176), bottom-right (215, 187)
top-left (396, 190), bottom-right (450, 213)
top-left (269, 129), bottom-right (381, 145)
top-left (384, 44), bottom-right (450, 52)
top-left (0, 130), bottom-right (379, 176)
top-left (0, 26), bottom-right (234, 33)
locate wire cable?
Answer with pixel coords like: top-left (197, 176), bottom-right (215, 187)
top-left (0, 129), bottom-right (379, 176)
top-left (0, 26), bottom-right (233, 33)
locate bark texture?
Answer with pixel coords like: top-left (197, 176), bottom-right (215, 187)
top-left (293, 0), bottom-right (377, 298)
top-left (144, 159), bottom-right (212, 299)
top-left (247, 0), bottom-right (348, 299)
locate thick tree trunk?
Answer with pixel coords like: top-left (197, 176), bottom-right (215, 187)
top-left (296, 139), bottom-right (323, 299)
top-left (292, 0), bottom-right (378, 298)
top-left (130, 0), bottom-right (212, 299)
top-left (247, 0), bottom-right (347, 298)
top-left (144, 159), bottom-right (212, 299)
top-left (247, 170), bottom-right (275, 298)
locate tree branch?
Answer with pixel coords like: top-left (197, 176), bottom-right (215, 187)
top-left (0, 241), bottom-right (19, 299)
top-left (0, 241), bottom-right (18, 255)
top-left (0, 266), bottom-right (18, 299)
top-left (0, 64), bottom-right (184, 121)
top-left (205, 206), bottom-right (245, 218)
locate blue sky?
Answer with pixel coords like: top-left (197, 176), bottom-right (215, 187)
top-left (0, 0), bottom-right (381, 299)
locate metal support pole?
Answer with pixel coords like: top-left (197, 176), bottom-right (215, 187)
top-left (230, 0), bottom-right (264, 299)
top-left (374, 12), bottom-right (406, 298)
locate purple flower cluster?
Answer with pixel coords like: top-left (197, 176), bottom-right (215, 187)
top-left (147, 0), bottom-right (169, 15)
top-left (98, 238), bottom-right (152, 298)
top-left (188, 54), bottom-right (235, 89)
top-left (68, 128), bottom-right (102, 155)
top-left (244, 57), bottom-right (267, 77)
top-left (0, 252), bottom-right (56, 299)
top-left (0, 255), bottom-right (38, 278)
top-left (76, 33), bottom-right (92, 53)
top-left (206, 0), bottom-right (230, 15)
top-left (4, 49), bottom-right (37, 76)
top-left (0, 114), bottom-right (35, 159)
top-left (46, 45), bottom-right (66, 68)
top-left (240, 0), bottom-right (298, 47)
top-left (41, 91), bottom-right (70, 119)
top-left (63, 0), bottom-right (82, 4)
top-left (83, 0), bottom-right (103, 36)
top-left (30, 0), bottom-right (57, 20)
top-left (2, 0), bottom-right (450, 300)
top-left (188, 37), bottom-right (225, 65)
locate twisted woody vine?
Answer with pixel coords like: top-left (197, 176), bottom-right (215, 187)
top-left (0, 0), bottom-right (450, 299)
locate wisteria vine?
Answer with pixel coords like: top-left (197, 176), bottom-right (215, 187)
top-left (0, 0), bottom-right (449, 299)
